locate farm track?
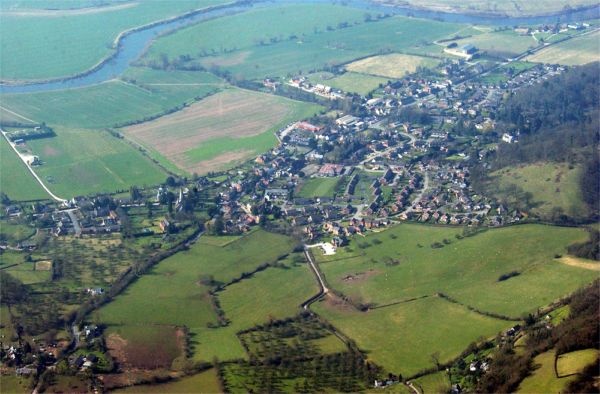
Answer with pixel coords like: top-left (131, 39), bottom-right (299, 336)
top-left (301, 246), bottom-right (329, 310)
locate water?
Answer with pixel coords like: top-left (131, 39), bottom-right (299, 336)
top-left (1, 0), bottom-right (598, 94)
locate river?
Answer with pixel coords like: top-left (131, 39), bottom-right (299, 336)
top-left (1, 0), bottom-right (598, 94)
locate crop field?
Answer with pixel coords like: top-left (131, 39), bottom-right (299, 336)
top-left (525, 31), bottom-right (600, 65)
top-left (516, 349), bottom-right (597, 393)
top-left (313, 295), bottom-right (509, 376)
top-left (297, 177), bottom-right (341, 198)
top-left (308, 71), bottom-right (389, 95)
top-left (370, 0), bottom-right (598, 17)
top-left (0, 137), bottom-right (49, 201)
top-left (346, 53), bottom-right (440, 79)
top-left (114, 368), bottom-right (221, 393)
top-left (98, 230), bottom-right (299, 362)
top-left (144, 3), bottom-right (368, 64)
top-left (314, 223), bottom-right (595, 317)
top-left (0, 80), bottom-right (220, 129)
top-left (25, 128), bottom-right (167, 198)
top-left (490, 162), bottom-right (588, 219)
top-left (453, 30), bottom-right (538, 58)
top-left (195, 16), bottom-right (462, 80)
top-left (122, 88), bottom-right (321, 174)
top-left (0, 0), bottom-right (229, 81)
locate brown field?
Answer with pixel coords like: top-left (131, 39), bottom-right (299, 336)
top-left (122, 88), bottom-right (294, 174)
top-left (558, 256), bottom-right (600, 271)
top-left (345, 53), bottom-right (440, 78)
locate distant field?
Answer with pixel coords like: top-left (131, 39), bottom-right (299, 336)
top-left (315, 223), bottom-right (594, 317)
top-left (517, 349), bottom-right (598, 393)
top-left (313, 295), bottom-right (509, 376)
top-left (25, 128), bottom-right (167, 198)
top-left (490, 162), bottom-right (589, 219)
top-left (114, 369), bottom-right (222, 393)
top-left (308, 71), bottom-right (389, 95)
top-left (371, 0), bottom-right (598, 17)
top-left (121, 67), bottom-right (226, 86)
top-left (453, 30), bottom-right (538, 58)
top-left (0, 0), bottom-right (229, 81)
top-left (0, 137), bottom-right (49, 201)
top-left (98, 230), bottom-right (299, 362)
top-left (0, 80), bottom-right (219, 129)
top-left (0, 106), bottom-right (36, 125)
top-left (525, 31), bottom-right (600, 65)
top-left (297, 177), bottom-right (341, 198)
top-left (195, 16), bottom-right (462, 80)
top-left (122, 88), bottom-right (321, 174)
top-left (346, 53), bottom-right (440, 79)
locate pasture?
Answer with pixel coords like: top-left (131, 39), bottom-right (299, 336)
top-left (0, 0), bottom-right (229, 81)
top-left (0, 137), bottom-right (49, 201)
top-left (517, 349), bottom-right (597, 393)
top-left (412, 371), bottom-right (452, 393)
top-left (121, 88), bottom-right (321, 174)
top-left (345, 53), bottom-right (440, 79)
top-left (0, 80), bottom-right (219, 129)
top-left (314, 223), bottom-right (595, 317)
top-left (297, 177), bottom-right (341, 198)
top-left (490, 162), bottom-right (589, 219)
top-left (121, 67), bottom-right (225, 86)
top-left (525, 31), bottom-right (600, 65)
top-left (98, 230), bottom-right (301, 362)
top-left (197, 16), bottom-right (462, 80)
top-left (313, 295), bottom-right (509, 376)
top-left (452, 30), bottom-right (538, 58)
top-left (308, 72), bottom-right (389, 96)
top-left (26, 128), bottom-right (167, 198)
top-left (114, 368), bottom-right (221, 393)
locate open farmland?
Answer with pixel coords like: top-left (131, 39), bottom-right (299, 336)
top-left (314, 223), bottom-right (595, 317)
top-left (452, 30), bottom-right (539, 58)
top-left (0, 137), bottom-right (49, 201)
top-left (114, 368), bottom-right (222, 393)
top-left (98, 230), bottom-right (305, 362)
top-left (370, 0), bottom-right (598, 17)
top-left (490, 162), bottom-right (589, 219)
top-left (346, 53), bottom-right (440, 79)
top-left (194, 16), bottom-right (462, 80)
top-left (121, 67), bottom-right (226, 86)
top-left (122, 88), bottom-right (321, 174)
top-left (525, 30), bottom-right (600, 65)
top-left (0, 80), bottom-right (220, 129)
top-left (25, 127), bottom-right (167, 198)
top-left (308, 71), bottom-right (389, 95)
top-left (0, 0), bottom-right (229, 81)
top-left (313, 295), bottom-right (509, 376)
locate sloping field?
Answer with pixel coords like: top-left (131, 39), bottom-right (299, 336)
top-left (346, 53), bottom-right (440, 78)
top-left (122, 88), bottom-right (321, 174)
top-left (0, 80), bottom-right (219, 129)
top-left (525, 31), bottom-right (600, 65)
top-left (114, 368), bottom-right (222, 393)
top-left (315, 224), bottom-right (595, 317)
top-left (0, 0), bottom-right (229, 81)
top-left (26, 127), bottom-right (167, 198)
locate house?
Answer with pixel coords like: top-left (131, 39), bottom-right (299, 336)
top-left (318, 163), bottom-right (344, 177)
top-left (502, 133), bottom-right (515, 143)
top-left (159, 219), bottom-right (171, 232)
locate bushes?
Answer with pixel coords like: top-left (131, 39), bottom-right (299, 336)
top-left (497, 271), bottom-right (520, 282)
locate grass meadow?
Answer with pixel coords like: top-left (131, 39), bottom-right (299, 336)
top-left (114, 368), bottom-right (222, 393)
top-left (0, 80), bottom-right (220, 129)
top-left (297, 177), bottom-right (341, 198)
top-left (26, 128), bottom-right (167, 198)
top-left (0, 137), bottom-right (49, 201)
top-left (0, 0), bottom-right (229, 81)
top-left (313, 295), bottom-right (510, 376)
top-left (453, 30), bottom-right (538, 58)
top-left (525, 30), bottom-right (600, 65)
top-left (308, 71), bottom-right (389, 95)
top-left (315, 223), bottom-right (595, 317)
top-left (490, 162), bottom-right (589, 218)
top-left (345, 53), bottom-right (440, 79)
top-left (412, 371), bottom-right (452, 393)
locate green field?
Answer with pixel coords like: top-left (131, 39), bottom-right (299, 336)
top-left (98, 230), bottom-right (306, 362)
top-left (453, 30), bottom-right (538, 58)
top-left (345, 53), bottom-right (440, 79)
top-left (121, 67), bottom-right (226, 86)
top-left (114, 368), bottom-right (222, 393)
top-left (193, 15), bottom-right (462, 80)
top-left (297, 177), bottom-right (341, 198)
top-left (25, 128), bottom-right (167, 198)
top-left (412, 371), bottom-right (452, 393)
top-left (308, 71), bottom-right (389, 95)
top-left (0, 0), bottom-right (229, 81)
top-left (526, 31), bottom-right (600, 65)
top-left (313, 296), bottom-right (509, 376)
top-left (0, 80), bottom-right (220, 129)
top-left (490, 162), bottom-right (589, 219)
top-left (0, 137), bottom-right (49, 201)
top-left (517, 348), bottom-right (598, 393)
top-left (315, 223), bottom-right (595, 317)
top-left (121, 88), bottom-right (322, 174)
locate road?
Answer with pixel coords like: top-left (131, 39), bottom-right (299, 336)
top-left (301, 244), bottom-right (329, 310)
top-left (400, 170), bottom-right (430, 216)
top-left (66, 209), bottom-right (82, 236)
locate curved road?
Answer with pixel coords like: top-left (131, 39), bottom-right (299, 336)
top-left (301, 245), bottom-right (329, 309)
